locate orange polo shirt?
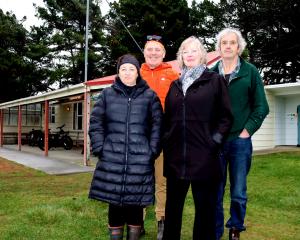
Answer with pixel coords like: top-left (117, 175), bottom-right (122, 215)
top-left (140, 63), bottom-right (179, 110)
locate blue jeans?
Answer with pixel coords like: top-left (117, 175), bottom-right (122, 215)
top-left (216, 137), bottom-right (252, 239)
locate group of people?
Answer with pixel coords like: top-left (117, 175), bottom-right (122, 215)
top-left (88, 28), bottom-right (269, 240)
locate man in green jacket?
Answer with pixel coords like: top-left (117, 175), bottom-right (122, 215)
top-left (211, 28), bottom-right (269, 240)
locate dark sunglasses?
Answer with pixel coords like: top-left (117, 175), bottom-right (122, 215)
top-left (146, 35), bottom-right (162, 42)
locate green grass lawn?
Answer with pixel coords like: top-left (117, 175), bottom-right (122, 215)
top-left (0, 151), bottom-right (299, 240)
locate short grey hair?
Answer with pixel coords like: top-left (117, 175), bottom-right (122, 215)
top-left (215, 28), bottom-right (247, 56)
top-left (177, 36), bottom-right (207, 69)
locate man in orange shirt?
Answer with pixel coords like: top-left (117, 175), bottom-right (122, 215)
top-left (140, 35), bottom-right (179, 240)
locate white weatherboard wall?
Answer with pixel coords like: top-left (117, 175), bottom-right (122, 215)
top-left (273, 95), bottom-right (300, 145)
top-left (283, 96), bottom-right (300, 145)
top-left (252, 91), bottom-right (275, 150)
top-left (274, 96), bottom-right (285, 146)
top-left (41, 103), bottom-right (74, 136)
top-left (41, 102), bottom-right (84, 143)
top-left (264, 82), bottom-right (300, 147)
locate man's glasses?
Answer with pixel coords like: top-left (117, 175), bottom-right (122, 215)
top-left (147, 35), bottom-right (162, 42)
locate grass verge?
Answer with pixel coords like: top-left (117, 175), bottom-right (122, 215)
top-left (0, 151), bottom-right (299, 239)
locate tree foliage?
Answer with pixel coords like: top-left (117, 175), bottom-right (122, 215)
top-left (0, 10), bottom-right (48, 102)
top-left (34, 0), bottom-right (106, 86)
top-left (103, 0), bottom-right (192, 74)
top-left (189, 0), bottom-right (226, 51)
top-left (224, 0), bottom-right (300, 84)
top-left (1, 0), bottom-right (299, 102)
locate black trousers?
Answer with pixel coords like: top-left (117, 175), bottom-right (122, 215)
top-left (108, 204), bottom-right (143, 227)
top-left (163, 176), bottom-right (218, 240)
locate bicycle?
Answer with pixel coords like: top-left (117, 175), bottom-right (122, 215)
top-left (37, 124), bottom-right (73, 151)
top-left (27, 128), bottom-right (43, 146)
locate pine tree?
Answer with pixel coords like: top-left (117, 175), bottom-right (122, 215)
top-left (103, 0), bottom-right (192, 74)
top-left (225, 0), bottom-right (300, 84)
top-left (34, 0), bottom-right (106, 86)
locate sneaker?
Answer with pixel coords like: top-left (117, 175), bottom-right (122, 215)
top-left (229, 228), bottom-right (240, 240)
top-left (157, 220), bottom-right (164, 240)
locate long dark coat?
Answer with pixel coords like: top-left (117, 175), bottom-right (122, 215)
top-left (163, 69), bottom-right (233, 182)
top-left (89, 77), bottom-right (163, 206)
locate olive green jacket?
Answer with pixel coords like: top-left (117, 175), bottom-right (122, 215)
top-left (211, 58), bottom-right (269, 141)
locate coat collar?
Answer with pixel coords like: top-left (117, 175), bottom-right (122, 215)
top-left (234, 58), bottom-right (249, 79)
top-left (141, 62), bottom-right (173, 72)
top-left (174, 68), bottom-right (211, 88)
top-left (212, 57), bottom-right (249, 79)
top-left (112, 76), bottom-right (149, 98)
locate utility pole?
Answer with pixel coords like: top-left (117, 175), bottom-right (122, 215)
top-left (83, 0), bottom-right (91, 165)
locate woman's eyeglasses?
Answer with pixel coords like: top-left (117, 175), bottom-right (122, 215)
top-left (147, 35), bottom-right (162, 42)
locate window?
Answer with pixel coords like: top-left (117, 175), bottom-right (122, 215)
top-left (26, 104), bottom-right (42, 126)
top-left (3, 107), bottom-right (18, 126)
top-left (3, 104), bottom-right (42, 126)
top-left (73, 102), bottom-right (83, 130)
top-left (49, 106), bottom-right (56, 123)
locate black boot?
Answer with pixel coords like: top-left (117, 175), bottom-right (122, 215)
top-left (127, 225), bottom-right (141, 240)
top-left (229, 228), bottom-right (240, 240)
top-left (109, 226), bottom-right (124, 240)
top-left (140, 221), bottom-right (146, 236)
top-left (157, 219), bottom-right (164, 240)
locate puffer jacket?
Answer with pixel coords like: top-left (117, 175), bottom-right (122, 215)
top-left (140, 63), bottom-right (179, 110)
top-left (89, 77), bottom-right (163, 207)
top-left (163, 69), bottom-right (233, 182)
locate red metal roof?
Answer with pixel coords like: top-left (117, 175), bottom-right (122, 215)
top-left (86, 51), bottom-right (220, 86)
top-left (86, 74), bottom-right (116, 86)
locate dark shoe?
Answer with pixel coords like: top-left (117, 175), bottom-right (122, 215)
top-left (140, 221), bottom-right (146, 236)
top-left (108, 226), bottom-right (124, 240)
top-left (127, 225), bottom-right (141, 240)
top-left (229, 228), bottom-right (240, 240)
top-left (157, 220), bottom-right (164, 240)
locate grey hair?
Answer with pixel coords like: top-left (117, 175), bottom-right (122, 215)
top-left (215, 28), bottom-right (247, 56)
top-left (177, 36), bottom-right (207, 69)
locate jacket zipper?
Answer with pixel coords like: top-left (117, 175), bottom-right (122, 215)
top-left (121, 97), bottom-right (132, 205)
top-left (151, 70), bottom-right (158, 90)
top-left (182, 97), bottom-right (186, 178)
top-left (175, 81), bottom-right (187, 178)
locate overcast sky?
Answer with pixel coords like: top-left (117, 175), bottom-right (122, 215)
top-left (0, 0), bottom-right (44, 29)
top-left (0, 0), bottom-right (208, 30)
top-left (0, 0), bottom-right (111, 29)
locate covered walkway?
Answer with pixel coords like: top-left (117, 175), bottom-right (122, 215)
top-left (0, 145), bottom-right (96, 175)
top-left (1, 145), bottom-right (299, 175)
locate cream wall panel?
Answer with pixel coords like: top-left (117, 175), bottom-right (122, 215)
top-left (252, 91), bottom-right (275, 150)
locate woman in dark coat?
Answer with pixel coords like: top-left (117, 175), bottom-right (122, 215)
top-left (89, 54), bottom-right (163, 240)
top-left (162, 37), bottom-right (233, 240)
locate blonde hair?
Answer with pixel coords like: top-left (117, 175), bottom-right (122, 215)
top-left (177, 36), bottom-right (207, 69)
top-left (215, 28), bottom-right (247, 56)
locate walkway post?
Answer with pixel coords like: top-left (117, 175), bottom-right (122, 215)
top-left (0, 109), bottom-right (3, 147)
top-left (18, 105), bottom-right (22, 151)
top-left (44, 100), bottom-right (49, 156)
top-left (83, 0), bottom-right (90, 166)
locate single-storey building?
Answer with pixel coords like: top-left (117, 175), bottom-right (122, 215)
top-left (1, 52), bottom-right (299, 165)
top-left (257, 82), bottom-right (300, 148)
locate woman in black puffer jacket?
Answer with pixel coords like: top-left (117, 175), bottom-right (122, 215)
top-left (89, 54), bottom-right (163, 239)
